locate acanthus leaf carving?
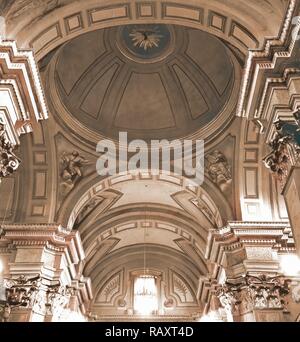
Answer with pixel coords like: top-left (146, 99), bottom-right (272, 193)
top-left (0, 123), bottom-right (21, 182)
top-left (96, 272), bottom-right (122, 305)
top-left (264, 114), bottom-right (300, 188)
top-left (217, 273), bottom-right (291, 318)
top-left (171, 273), bottom-right (195, 304)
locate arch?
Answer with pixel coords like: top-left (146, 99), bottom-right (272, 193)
top-left (56, 171), bottom-right (233, 230)
top-left (87, 245), bottom-right (206, 315)
top-left (3, 0), bottom-right (284, 61)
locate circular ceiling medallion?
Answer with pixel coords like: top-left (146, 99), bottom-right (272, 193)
top-left (117, 24), bottom-right (174, 63)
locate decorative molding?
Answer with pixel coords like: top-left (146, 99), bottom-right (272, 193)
top-left (205, 150), bottom-right (232, 192)
top-left (95, 270), bottom-right (124, 306)
top-left (59, 151), bottom-right (90, 197)
top-left (169, 271), bottom-right (197, 306)
top-left (208, 11), bottom-right (226, 33)
top-left (0, 123), bottom-right (20, 181)
top-left (229, 21), bottom-right (259, 49)
top-left (30, 22), bottom-right (62, 54)
top-left (11, 1), bottom-right (265, 64)
top-left (60, 171), bottom-right (223, 230)
top-left (0, 37), bottom-right (47, 184)
top-left (244, 167), bottom-right (258, 199)
top-left (87, 4), bottom-right (131, 25)
top-left (0, 37), bottom-right (48, 122)
top-left (64, 12), bottom-right (84, 35)
top-left (237, 0), bottom-right (298, 118)
top-left (263, 117), bottom-right (300, 189)
top-left (136, 2), bottom-right (156, 19)
top-left (217, 274), bottom-right (291, 315)
top-left (207, 221), bottom-right (295, 270)
top-left (161, 3), bottom-right (204, 23)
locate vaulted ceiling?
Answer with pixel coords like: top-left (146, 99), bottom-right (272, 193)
top-left (51, 24), bottom-right (238, 141)
top-left (0, 0), bottom-right (293, 319)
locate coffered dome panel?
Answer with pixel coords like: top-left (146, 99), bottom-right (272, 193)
top-left (50, 24), bottom-right (240, 141)
top-left (115, 72), bottom-right (175, 130)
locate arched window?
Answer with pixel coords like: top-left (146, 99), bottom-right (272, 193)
top-left (133, 275), bottom-right (158, 315)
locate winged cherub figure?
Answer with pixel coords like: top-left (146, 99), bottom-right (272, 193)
top-left (59, 151), bottom-right (89, 195)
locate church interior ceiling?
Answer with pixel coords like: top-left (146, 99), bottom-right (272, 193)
top-left (1, 0), bottom-right (300, 324)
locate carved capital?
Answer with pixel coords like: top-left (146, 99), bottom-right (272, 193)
top-left (45, 285), bottom-right (71, 319)
top-left (4, 275), bottom-right (40, 308)
top-left (0, 123), bottom-right (21, 181)
top-left (0, 275), bottom-right (75, 320)
top-left (217, 274), bottom-right (291, 317)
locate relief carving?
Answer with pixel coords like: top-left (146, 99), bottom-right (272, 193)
top-left (191, 198), bottom-right (216, 226)
top-left (0, 275), bottom-right (40, 321)
top-left (96, 272), bottom-right (122, 305)
top-left (205, 150), bottom-right (232, 192)
top-left (46, 285), bottom-right (71, 319)
top-left (0, 275), bottom-right (75, 321)
top-left (217, 274), bottom-right (291, 317)
top-left (59, 151), bottom-right (89, 196)
top-left (171, 273), bottom-right (195, 304)
top-left (74, 196), bottom-right (103, 227)
top-left (0, 123), bottom-right (21, 182)
top-left (3, 275), bottom-right (40, 308)
top-left (264, 116), bottom-right (300, 188)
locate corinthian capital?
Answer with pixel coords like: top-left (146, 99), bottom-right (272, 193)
top-left (0, 123), bottom-right (21, 181)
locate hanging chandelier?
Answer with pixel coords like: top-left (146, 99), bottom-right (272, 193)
top-left (134, 275), bottom-right (158, 315)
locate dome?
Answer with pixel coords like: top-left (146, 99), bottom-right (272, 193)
top-left (50, 24), bottom-right (240, 141)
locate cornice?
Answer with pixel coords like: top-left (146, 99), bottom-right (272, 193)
top-left (0, 38), bottom-right (48, 121)
top-left (237, 0), bottom-right (299, 118)
top-left (0, 224), bottom-right (85, 263)
top-left (207, 221), bottom-right (296, 266)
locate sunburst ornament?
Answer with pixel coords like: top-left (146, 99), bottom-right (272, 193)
top-left (129, 27), bottom-right (163, 51)
top-left (119, 24), bottom-right (172, 62)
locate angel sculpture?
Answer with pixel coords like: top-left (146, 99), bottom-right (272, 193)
top-left (205, 150), bottom-right (232, 192)
top-left (59, 151), bottom-right (89, 196)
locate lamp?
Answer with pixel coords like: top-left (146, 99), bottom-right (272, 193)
top-left (134, 275), bottom-right (158, 315)
top-left (133, 203), bottom-right (158, 315)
